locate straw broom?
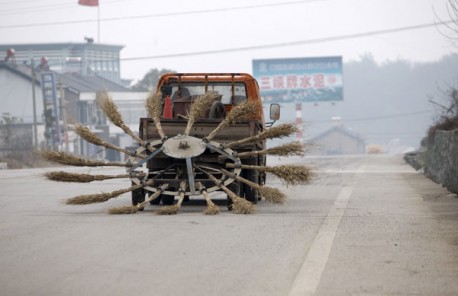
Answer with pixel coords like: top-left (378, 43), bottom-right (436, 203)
top-left (225, 123), bottom-right (299, 148)
top-left (108, 184), bottom-right (169, 214)
top-left (75, 124), bottom-right (142, 158)
top-left (66, 187), bottom-right (138, 205)
top-left (156, 181), bottom-right (187, 215)
top-left (196, 166), bottom-right (255, 214)
top-left (220, 169), bottom-right (286, 204)
top-left (145, 91), bottom-right (166, 140)
top-left (205, 100), bottom-right (260, 141)
top-left (45, 171), bottom-right (132, 183)
top-left (184, 92), bottom-right (219, 136)
top-left (196, 182), bottom-right (219, 215)
top-left (226, 163), bottom-right (313, 186)
top-left (66, 178), bottom-right (160, 205)
top-left (96, 91), bottom-right (151, 149)
top-left (41, 150), bottom-right (130, 167)
top-left (236, 141), bottom-right (306, 158)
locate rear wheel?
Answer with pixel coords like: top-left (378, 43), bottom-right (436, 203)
top-left (161, 194), bottom-right (175, 205)
top-left (227, 181), bottom-right (241, 211)
top-left (131, 184), bottom-right (145, 210)
top-left (242, 157), bottom-right (258, 204)
top-left (149, 192), bottom-right (161, 205)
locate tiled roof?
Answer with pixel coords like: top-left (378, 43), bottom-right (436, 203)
top-left (57, 73), bottom-right (130, 92)
top-left (0, 61), bottom-right (35, 82)
top-left (311, 125), bottom-right (365, 143)
top-left (0, 61), bottom-right (130, 92)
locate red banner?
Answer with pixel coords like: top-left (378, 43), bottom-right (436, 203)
top-left (78, 0), bottom-right (98, 6)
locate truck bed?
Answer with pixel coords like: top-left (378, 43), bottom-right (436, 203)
top-left (139, 118), bottom-right (260, 144)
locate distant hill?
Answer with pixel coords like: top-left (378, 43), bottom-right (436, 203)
top-left (270, 54), bottom-right (458, 149)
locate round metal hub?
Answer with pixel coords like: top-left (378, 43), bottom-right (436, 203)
top-left (162, 135), bottom-right (206, 159)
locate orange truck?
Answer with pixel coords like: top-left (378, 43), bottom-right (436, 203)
top-left (131, 73), bottom-right (280, 208)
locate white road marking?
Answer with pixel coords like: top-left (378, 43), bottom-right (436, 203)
top-left (288, 186), bottom-right (354, 296)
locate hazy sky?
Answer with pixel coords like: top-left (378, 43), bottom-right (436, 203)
top-left (0, 0), bottom-right (456, 82)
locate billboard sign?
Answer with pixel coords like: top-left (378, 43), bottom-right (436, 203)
top-left (252, 56), bottom-right (343, 103)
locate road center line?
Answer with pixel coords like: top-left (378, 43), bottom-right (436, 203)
top-left (288, 186), bottom-right (354, 296)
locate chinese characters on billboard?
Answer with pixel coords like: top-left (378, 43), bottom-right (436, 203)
top-left (252, 56), bottom-right (343, 103)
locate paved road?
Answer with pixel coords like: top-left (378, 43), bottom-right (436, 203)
top-left (1, 155), bottom-right (458, 296)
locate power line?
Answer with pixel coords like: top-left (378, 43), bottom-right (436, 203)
top-left (0, 0), bottom-right (326, 28)
top-left (119, 21), bottom-right (454, 61)
top-left (0, 0), bottom-right (62, 5)
top-left (5, 20), bottom-right (446, 64)
top-left (0, 0), bottom-right (125, 16)
top-left (310, 109), bottom-right (432, 124)
top-left (0, 3), bottom-right (74, 16)
top-left (346, 110), bottom-right (432, 122)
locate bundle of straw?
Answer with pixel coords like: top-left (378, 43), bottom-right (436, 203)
top-left (66, 186), bottom-right (138, 205)
top-left (237, 141), bottom-right (306, 158)
top-left (96, 91), bottom-right (146, 146)
top-left (108, 184), bottom-right (169, 214)
top-left (145, 91), bottom-right (163, 120)
top-left (145, 91), bottom-right (166, 139)
top-left (220, 169), bottom-right (285, 204)
top-left (225, 123), bottom-right (299, 148)
top-left (225, 186), bottom-right (255, 214)
top-left (107, 205), bottom-right (139, 214)
top-left (226, 163), bottom-right (312, 186)
top-left (157, 181), bottom-right (187, 215)
top-left (66, 178), bottom-right (162, 205)
top-left (41, 150), bottom-right (129, 167)
top-left (45, 171), bottom-right (130, 183)
top-left (196, 182), bottom-right (219, 215)
top-left (75, 124), bottom-right (139, 158)
top-left (184, 92), bottom-right (220, 135)
top-left (197, 166), bottom-right (255, 214)
top-left (206, 100), bottom-right (260, 141)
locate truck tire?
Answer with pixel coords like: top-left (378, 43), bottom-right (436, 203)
top-left (149, 192), bottom-right (161, 205)
top-left (226, 182), bottom-right (241, 211)
top-left (242, 157), bottom-right (258, 204)
top-left (161, 194), bottom-right (175, 205)
top-left (131, 185), bottom-right (145, 210)
top-left (209, 101), bottom-right (226, 119)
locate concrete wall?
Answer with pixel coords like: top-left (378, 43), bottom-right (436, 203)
top-left (425, 129), bottom-right (458, 194)
top-left (0, 67), bottom-right (44, 124)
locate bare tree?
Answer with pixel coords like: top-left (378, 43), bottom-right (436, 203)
top-left (435, 0), bottom-right (458, 45)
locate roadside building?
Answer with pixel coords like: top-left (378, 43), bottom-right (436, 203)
top-left (0, 46), bottom-right (148, 162)
top-left (0, 42), bottom-right (125, 85)
top-left (311, 125), bottom-right (366, 155)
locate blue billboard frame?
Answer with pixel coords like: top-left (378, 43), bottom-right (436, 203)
top-left (252, 56), bottom-right (343, 103)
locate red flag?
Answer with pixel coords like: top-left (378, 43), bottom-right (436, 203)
top-left (78, 0), bottom-right (98, 6)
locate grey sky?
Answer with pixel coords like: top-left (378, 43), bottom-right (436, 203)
top-left (0, 0), bottom-right (455, 82)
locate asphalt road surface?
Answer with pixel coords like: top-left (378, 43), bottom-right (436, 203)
top-left (1, 155), bottom-right (458, 296)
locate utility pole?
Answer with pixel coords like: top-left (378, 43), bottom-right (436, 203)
top-left (31, 59), bottom-right (38, 148)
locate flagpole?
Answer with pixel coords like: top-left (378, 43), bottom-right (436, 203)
top-left (78, 0), bottom-right (100, 41)
top-left (97, 4), bottom-right (100, 43)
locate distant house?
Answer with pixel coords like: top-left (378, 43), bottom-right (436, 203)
top-left (0, 42), bottom-right (125, 85)
top-left (311, 125), bottom-right (365, 155)
top-left (56, 73), bottom-right (148, 161)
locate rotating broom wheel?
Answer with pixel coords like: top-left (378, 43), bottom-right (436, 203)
top-left (127, 138), bottom-right (242, 203)
top-left (45, 91), bottom-right (308, 216)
